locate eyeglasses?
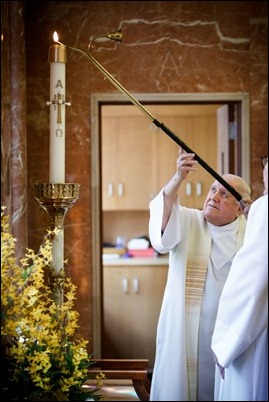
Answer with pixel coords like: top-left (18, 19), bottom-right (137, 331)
top-left (261, 156), bottom-right (268, 167)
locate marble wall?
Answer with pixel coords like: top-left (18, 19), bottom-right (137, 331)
top-left (1, 1), bottom-right (268, 353)
top-left (1, 1), bottom-right (28, 261)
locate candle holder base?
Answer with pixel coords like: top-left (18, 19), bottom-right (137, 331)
top-left (34, 183), bottom-right (80, 304)
top-left (34, 183), bottom-right (80, 227)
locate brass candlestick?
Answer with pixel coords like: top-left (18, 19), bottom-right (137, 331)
top-left (34, 183), bottom-right (80, 304)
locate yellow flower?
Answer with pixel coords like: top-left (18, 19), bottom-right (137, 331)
top-left (1, 205), bottom-right (104, 401)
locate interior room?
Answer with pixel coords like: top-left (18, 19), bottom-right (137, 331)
top-left (1, 1), bottom-right (268, 400)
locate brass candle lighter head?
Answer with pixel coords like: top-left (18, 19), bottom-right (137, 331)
top-left (106, 28), bottom-right (122, 42)
top-left (88, 28), bottom-right (123, 53)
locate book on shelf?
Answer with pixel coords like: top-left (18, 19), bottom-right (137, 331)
top-left (102, 247), bottom-right (126, 255)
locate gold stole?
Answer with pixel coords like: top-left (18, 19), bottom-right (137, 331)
top-left (184, 215), bottom-right (246, 399)
top-left (185, 256), bottom-right (209, 400)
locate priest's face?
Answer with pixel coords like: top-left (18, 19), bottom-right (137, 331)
top-left (203, 180), bottom-right (242, 226)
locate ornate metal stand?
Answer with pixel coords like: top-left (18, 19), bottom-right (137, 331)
top-left (34, 183), bottom-right (80, 305)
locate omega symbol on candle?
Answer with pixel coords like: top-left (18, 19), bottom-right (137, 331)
top-left (56, 128), bottom-right (63, 137)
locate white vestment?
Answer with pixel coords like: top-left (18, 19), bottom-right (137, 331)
top-left (149, 190), bottom-right (246, 401)
top-left (211, 194), bottom-right (268, 401)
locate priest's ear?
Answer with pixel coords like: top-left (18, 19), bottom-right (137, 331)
top-left (239, 198), bottom-right (253, 218)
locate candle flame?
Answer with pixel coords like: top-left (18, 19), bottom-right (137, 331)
top-left (53, 31), bottom-right (59, 42)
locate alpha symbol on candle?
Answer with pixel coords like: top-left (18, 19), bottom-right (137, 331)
top-left (56, 79), bottom-right (63, 89)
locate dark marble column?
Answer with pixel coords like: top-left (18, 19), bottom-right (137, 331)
top-left (1, 1), bottom-right (28, 260)
top-left (1, 1), bottom-right (11, 211)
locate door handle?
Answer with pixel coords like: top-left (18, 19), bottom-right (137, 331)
top-left (108, 183), bottom-right (113, 197)
top-left (133, 278), bottom-right (140, 294)
top-left (196, 182), bottom-right (202, 196)
top-left (118, 182), bottom-right (123, 197)
top-left (186, 182), bottom-right (192, 196)
top-left (122, 278), bottom-right (128, 294)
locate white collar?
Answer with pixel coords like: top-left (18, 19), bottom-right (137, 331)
top-left (208, 219), bottom-right (240, 269)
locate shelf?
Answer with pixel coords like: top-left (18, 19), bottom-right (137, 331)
top-left (102, 257), bottom-right (169, 266)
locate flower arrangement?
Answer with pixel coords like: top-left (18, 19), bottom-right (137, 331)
top-left (1, 206), bottom-right (105, 401)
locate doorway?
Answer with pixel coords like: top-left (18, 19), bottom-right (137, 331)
top-left (91, 92), bottom-right (250, 358)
